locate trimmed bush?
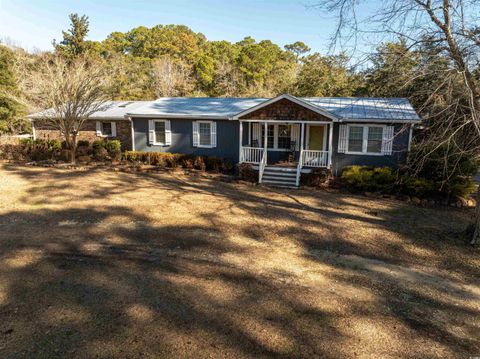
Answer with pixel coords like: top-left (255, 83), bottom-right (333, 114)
top-left (401, 176), bottom-right (435, 197)
top-left (121, 151), bottom-right (232, 173)
top-left (341, 165), bottom-right (397, 192)
top-left (105, 140), bottom-right (122, 161)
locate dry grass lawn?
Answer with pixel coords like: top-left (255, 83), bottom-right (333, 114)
top-left (0, 164), bottom-right (478, 358)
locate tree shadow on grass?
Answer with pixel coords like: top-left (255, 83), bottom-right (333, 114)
top-left (1, 163), bottom-right (479, 357)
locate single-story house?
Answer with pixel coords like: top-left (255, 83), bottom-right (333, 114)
top-left (30, 94), bottom-right (420, 187)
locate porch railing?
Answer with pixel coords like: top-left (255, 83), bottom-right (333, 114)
top-left (240, 146), bottom-right (263, 164)
top-left (258, 149), bottom-right (267, 183)
top-left (302, 150), bottom-right (328, 168)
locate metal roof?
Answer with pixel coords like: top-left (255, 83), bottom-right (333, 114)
top-left (303, 97), bottom-right (420, 121)
top-left (29, 96), bottom-right (420, 122)
top-left (128, 96), bottom-right (420, 122)
top-left (127, 97), bottom-right (267, 119)
top-left (29, 101), bottom-right (150, 120)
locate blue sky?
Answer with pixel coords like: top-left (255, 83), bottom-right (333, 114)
top-left (0, 0), bottom-right (345, 53)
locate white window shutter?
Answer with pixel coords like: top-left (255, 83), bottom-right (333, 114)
top-left (165, 120), bottom-right (172, 145)
top-left (252, 123), bottom-right (261, 147)
top-left (96, 121), bottom-right (102, 136)
top-left (291, 124), bottom-right (300, 150)
top-left (382, 126), bottom-right (394, 155)
top-left (192, 121), bottom-right (199, 147)
top-left (148, 120), bottom-right (155, 144)
top-left (211, 121), bottom-right (217, 147)
top-left (338, 124), bottom-right (348, 153)
top-left (111, 122), bottom-right (117, 137)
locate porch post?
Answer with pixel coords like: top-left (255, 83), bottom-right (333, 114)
top-left (239, 120), bottom-right (243, 163)
top-left (300, 122), bottom-right (305, 159)
top-left (328, 123), bottom-right (333, 168)
top-left (263, 122), bottom-right (268, 152)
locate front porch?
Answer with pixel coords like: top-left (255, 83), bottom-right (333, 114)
top-left (239, 120), bottom-right (333, 186)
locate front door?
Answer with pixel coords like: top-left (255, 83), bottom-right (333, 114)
top-left (308, 125), bottom-right (325, 150)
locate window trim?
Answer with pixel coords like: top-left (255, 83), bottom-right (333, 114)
top-left (98, 120), bottom-right (114, 138)
top-left (153, 119), bottom-right (167, 146)
top-left (345, 124), bottom-right (386, 156)
top-left (197, 120), bottom-right (214, 148)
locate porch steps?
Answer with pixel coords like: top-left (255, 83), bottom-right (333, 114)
top-left (261, 166), bottom-right (298, 188)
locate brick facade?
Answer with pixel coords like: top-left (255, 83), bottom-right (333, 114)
top-left (33, 120), bottom-right (132, 150)
top-left (239, 98), bottom-right (331, 121)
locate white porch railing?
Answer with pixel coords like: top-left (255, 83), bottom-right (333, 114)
top-left (258, 148), bottom-right (267, 183)
top-left (302, 150), bottom-right (328, 168)
top-left (240, 146), bottom-right (264, 164)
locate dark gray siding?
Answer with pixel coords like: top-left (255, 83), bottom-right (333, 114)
top-left (133, 118), bottom-right (240, 162)
top-left (331, 123), bottom-right (410, 176)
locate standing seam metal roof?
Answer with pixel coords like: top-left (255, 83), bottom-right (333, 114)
top-left (29, 96), bottom-right (420, 122)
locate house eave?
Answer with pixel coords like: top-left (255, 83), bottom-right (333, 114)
top-left (127, 114), bottom-right (231, 120)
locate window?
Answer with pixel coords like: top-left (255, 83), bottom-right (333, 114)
top-left (277, 125), bottom-right (291, 149)
top-left (347, 125), bottom-right (385, 154)
top-left (348, 126), bottom-right (364, 152)
top-left (199, 122), bottom-right (212, 146)
top-left (261, 125), bottom-right (275, 149)
top-left (367, 127), bottom-right (383, 153)
top-left (154, 121), bottom-right (166, 144)
top-left (102, 122), bottom-right (112, 136)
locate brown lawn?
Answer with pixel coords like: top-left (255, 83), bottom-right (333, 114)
top-left (0, 164), bottom-right (478, 358)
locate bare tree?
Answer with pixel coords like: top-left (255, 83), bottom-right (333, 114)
top-left (151, 56), bottom-right (193, 97)
top-left (27, 55), bottom-right (109, 163)
top-left (312, 0), bottom-right (480, 244)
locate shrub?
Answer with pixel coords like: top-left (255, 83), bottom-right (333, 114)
top-left (205, 156), bottom-right (222, 172)
top-left (341, 166), bottom-right (397, 192)
top-left (123, 151), bottom-right (144, 162)
top-left (182, 157), bottom-right (194, 169)
top-left (93, 147), bottom-right (109, 161)
top-left (193, 156), bottom-right (206, 171)
top-left (238, 163), bottom-right (257, 182)
top-left (302, 170), bottom-right (329, 186)
top-left (446, 177), bottom-right (476, 198)
top-left (105, 140), bottom-right (122, 161)
top-left (48, 139), bottom-right (62, 153)
top-left (147, 152), bottom-right (167, 167)
top-left (401, 176), bottom-right (435, 197)
top-left (163, 153), bottom-right (182, 168)
top-left (105, 140), bottom-right (121, 154)
top-left (77, 140), bottom-right (90, 147)
top-left (92, 139), bottom-right (105, 151)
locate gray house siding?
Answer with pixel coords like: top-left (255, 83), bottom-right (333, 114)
top-left (331, 123), bottom-right (410, 176)
top-left (133, 118), bottom-right (240, 162)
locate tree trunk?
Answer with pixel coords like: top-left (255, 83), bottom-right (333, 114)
top-left (470, 184), bottom-right (480, 245)
top-left (70, 134), bottom-right (77, 164)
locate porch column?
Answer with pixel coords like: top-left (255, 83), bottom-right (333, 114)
top-left (239, 120), bottom-right (243, 163)
top-left (263, 122), bottom-right (268, 152)
top-left (328, 123), bottom-right (333, 168)
top-left (300, 122), bottom-right (305, 159)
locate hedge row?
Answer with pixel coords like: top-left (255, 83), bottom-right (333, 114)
top-left (341, 165), bottom-right (475, 198)
top-left (122, 151), bottom-right (233, 173)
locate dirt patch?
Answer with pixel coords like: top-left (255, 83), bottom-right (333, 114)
top-left (0, 164), bottom-right (478, 358)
